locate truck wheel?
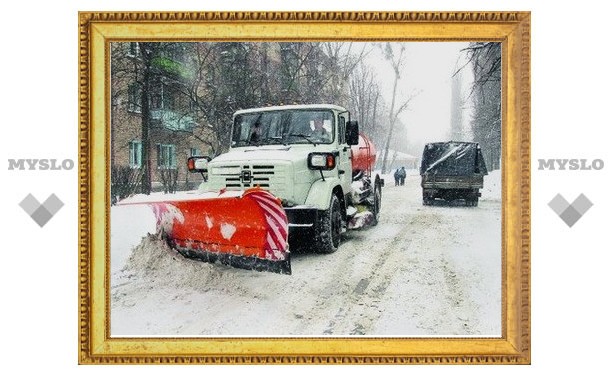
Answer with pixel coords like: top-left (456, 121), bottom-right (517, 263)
top-left (315, 195), bottom-right (342, 254)
top-left (371, 181), bottom-right (382, 226)
top-left (465, 197), bottom-right (478, 207)
top-left (422, 190), bottom-right (433, 206)
top-left (466, 190), bottom-right (479, 207)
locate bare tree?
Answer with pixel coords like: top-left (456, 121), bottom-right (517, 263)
top-left (321, 42), bottom-right (371, 105)
top-left (348, 62), bottom-right (383, 146)
top-left (109, 42), bottom-right (159, 194)
top-left (110, 43), bottom-right (134, 168)
top-left (111, 42), bottom-right (220, 194)
top-left (461, 42), bottom-right (502, 170)
top-left (137, 43), bottom-right (158, 194)
top-left (379, 43), bottom-right (415, 174)
top-left (114, 42), bottom-right (377, 165)
top-left (278, 42), bottom-right (319, 103)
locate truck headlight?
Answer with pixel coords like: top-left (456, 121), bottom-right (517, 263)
top-left (308, 152), bottom-right (336, 170)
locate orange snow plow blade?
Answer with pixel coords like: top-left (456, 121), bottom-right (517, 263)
top-left (122, 188), bottom-right (290, 274)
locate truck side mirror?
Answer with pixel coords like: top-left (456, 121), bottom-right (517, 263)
top-left (187, 156), bottom-right (211, 173)
top-left (346, 120), bottom-right (359, 145)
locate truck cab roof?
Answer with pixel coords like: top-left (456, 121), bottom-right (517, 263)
top-left (233, 104), bottom-right (348, 115)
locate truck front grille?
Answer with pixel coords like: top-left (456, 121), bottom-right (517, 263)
top-left (224, 164), bottom-right (280, 189)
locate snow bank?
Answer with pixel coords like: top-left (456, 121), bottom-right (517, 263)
top-left (117, 188), bottom-right (247, 205)
top-left (110, 204), bottom-right (156, 272)
top-left (121, 234), bottom-right (227, 289)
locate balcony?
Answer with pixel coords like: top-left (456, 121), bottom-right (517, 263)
top-left (150, 109), bottom-right (197, 131)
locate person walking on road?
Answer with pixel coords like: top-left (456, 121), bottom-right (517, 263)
top-left (398, 166), bottom-right (406, 186)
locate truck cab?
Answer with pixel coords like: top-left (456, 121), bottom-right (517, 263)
top-left (191, 104), bottom-right (379, 254)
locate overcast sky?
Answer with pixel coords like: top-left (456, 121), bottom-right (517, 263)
top-left (364, 42), bottom-right (472, 154)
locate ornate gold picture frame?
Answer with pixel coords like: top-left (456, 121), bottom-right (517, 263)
top-left (79, 11), bottom-right (530, 364)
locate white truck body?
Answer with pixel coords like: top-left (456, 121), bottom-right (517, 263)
top-left (194, 104), bottom-right (382, 253)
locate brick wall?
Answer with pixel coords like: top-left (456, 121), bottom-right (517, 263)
top-left (111, 85), bottom-right (214, 193)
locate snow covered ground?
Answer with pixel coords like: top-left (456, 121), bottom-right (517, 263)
top-left (110, 170), bottom-right (501, 337)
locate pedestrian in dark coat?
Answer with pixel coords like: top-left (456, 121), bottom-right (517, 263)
top-left (393, 169), bottom-right (400, 186)
top-left (399, 167), bottom-right (406, 186)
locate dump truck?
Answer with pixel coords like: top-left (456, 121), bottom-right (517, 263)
top-left (123, 104), bottom-right (383, 274)
top-left (420, 141), bottom-right (488, 206)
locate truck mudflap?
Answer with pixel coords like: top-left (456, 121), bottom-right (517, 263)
top-left (120, 188), bottom-right (291, 274)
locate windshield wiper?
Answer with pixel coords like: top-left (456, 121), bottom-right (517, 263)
top-left (268, 136), bottom-right (288, 146)
top-left (288, 133), bottom-right (317, 146)
top-left (248, 137), bottom-right (287, 147)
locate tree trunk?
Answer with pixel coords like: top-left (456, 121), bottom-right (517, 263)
top-left (140, 43), bottom-right (153, 194)
top-left (380, 70), bottom-right (399, 175)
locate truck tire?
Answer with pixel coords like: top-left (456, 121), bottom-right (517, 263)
top-left (465, 190), bottom-right (479, 207)
top-left (314, 195), bottom-right (342, 254)
top-left (371, 181), bottom-right (382, 226)
top-left (422, 190), bottom-right (433, 206)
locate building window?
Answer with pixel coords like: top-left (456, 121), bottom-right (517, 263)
top-left (127, 83), bottom-right (141, 113)
top-left (157, 144), bottom-right (176, 169)
top-left (129, 141), bottom-right (142, 168)
top-left (149, 82), bottom-right (175, 111)
top-left (190, 148), bottom-right (201, 157)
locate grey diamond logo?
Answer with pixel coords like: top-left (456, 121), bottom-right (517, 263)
top-left (548, 193), bottom-right (593, 227)
top-left (19, 194), bottom-right (64, 227)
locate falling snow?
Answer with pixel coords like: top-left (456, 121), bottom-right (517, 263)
top-left (110, 170), bottom-right (501, 337)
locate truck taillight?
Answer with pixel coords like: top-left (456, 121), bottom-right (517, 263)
top-left (308, 153), bottom-right (336, 170)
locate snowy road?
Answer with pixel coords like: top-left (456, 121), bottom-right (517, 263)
top-left (110, 173), bottom-right (501, 337)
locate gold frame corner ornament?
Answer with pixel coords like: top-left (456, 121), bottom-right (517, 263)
top-left (78, 11), bottom-right (530, 365)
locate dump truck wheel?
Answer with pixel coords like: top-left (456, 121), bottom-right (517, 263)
top-left (465, 190), bottom-right (479, 206)
top-left (315, 195), bottom-right (342, 254)
top-left (422, 190), bottom-right (433, 206)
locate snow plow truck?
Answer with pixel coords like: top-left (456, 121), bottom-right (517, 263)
top-left (124, 104), bottom-right (383, 275)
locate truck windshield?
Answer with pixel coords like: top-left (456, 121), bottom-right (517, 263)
top-left (231, 109), bottom-right (334, 147)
